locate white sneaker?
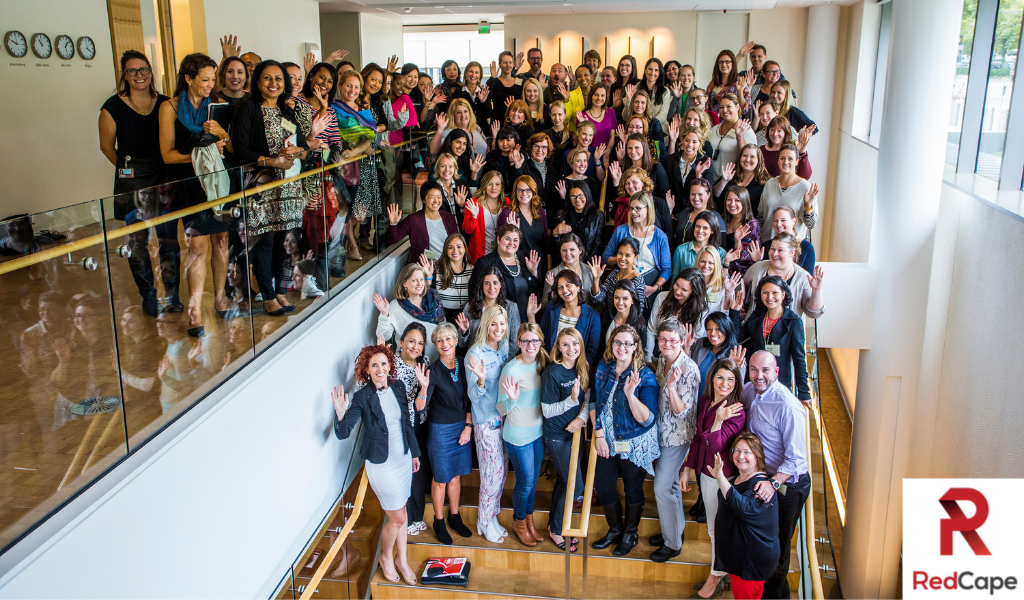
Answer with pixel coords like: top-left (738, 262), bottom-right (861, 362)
top-left (407, 523), bottom-right (420, 535)
top-left (416, 520), bottom-right (427, 531)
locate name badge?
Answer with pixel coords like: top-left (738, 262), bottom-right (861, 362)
top-left (614, 440), bottom-right (630, 454)
top-left (281, 120), bottom-right (297, 135)
top-left (765, 343), bottom-right (781, 357)
top-left (118, 168), bottom-right (135, 179)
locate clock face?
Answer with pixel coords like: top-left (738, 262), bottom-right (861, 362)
top-left (31, 33), bottom-right (52, 59)
top-left (55, 35), bottom-right (74, 60)
top-left (77, 36), bottom-right (95, 60)
top-left (5, 30), bottom-right (27, 58)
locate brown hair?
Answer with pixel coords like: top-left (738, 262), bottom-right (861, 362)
top-left (505, 99), bottom-right (534, 127)
top-left (118, 50), bottom-right (157, 97)
top-left (731, 431), bottom-right (767, 472)
top-left (617, 167), bottom-right (654, 197)
top-left (602, 324), bottom-right (646, 373)
top-left (710, 49), bottom-right (739, 88)
top-left (703, 358), bottom-right (745, 404)
top-left (392, 263), bottom-right (426, 300)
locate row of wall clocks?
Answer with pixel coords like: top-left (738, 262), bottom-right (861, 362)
top-left (4, 31), bottom-right (95, 60)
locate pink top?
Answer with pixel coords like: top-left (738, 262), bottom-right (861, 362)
top-left (389, 95), bottom-right (417, 146)
top-left (578, 108), bottom-right (618, 149)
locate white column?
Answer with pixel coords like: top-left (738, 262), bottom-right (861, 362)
top-left (800, 3), bottom-right (840, 252)
top-left (842, 1), bottom-right (962, 599)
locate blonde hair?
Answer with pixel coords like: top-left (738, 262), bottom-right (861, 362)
top-left (627, 191), bottom-right (657, 229)
top-left (697, 245), bottom-right (725, 294)
top-left (602, 324), bottom-right (646, 374)
top-left (473, 304), bottom-right (509, 349)
top-left (551, 327), bottom-right (590, 390)
top-left (684, 108), bottom-right (711, 142)
top-left (446, 97), bottom-right (478, 133)
top-left (521, 78), bottom-right (546, 123)
top-left (432, 152), bottom-right (462, 181)
top-left (516, 323), bottom-right (551, 374)
top-left (473, 170), bottom-right (504, 202)
top-left (547, 101), bottom-right (571, 146)
top-left (774, 80), bottom-right (794, 118)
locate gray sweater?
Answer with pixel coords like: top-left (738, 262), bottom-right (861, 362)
top-left (758, 177), bottom-right (817, 242)
top-left (742, 260), bottom-right (825, 321)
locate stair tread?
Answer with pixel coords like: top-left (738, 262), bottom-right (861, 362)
top-left (436, 485), bottom-right (698, 520)
top-left (372, 564), bottom-right (798, 599)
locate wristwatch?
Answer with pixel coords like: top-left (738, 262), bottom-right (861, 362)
top-left (771, 479), bottom-right (781, 490)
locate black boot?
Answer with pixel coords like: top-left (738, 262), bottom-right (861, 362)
top-left (614, 501), bottom-right (645, 556)
top-left (447, 511), bottom-right (472, 537)
top-left (433, 517), bottom-right (453, 545)
top-left (591, 503), bottom-right (624, 549)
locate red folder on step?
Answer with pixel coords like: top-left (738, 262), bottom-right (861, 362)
top-left (421, 557), bottom-right (471, 586)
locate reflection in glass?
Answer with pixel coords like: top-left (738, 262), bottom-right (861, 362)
top-left (977, 0), bottom-right (1022, 179)
top-left (948, 0), bottom-right (979, 166)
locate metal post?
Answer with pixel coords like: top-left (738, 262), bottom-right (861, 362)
top-left (582, 536), bottom-right (588, 599)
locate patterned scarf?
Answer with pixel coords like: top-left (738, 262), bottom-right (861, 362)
top-left (332, 101), bottom-right (377, 148)
top-left (399, 289), bottom-right (445, 325)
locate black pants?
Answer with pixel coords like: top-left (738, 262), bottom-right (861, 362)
top-left (594, 453), bottom-right (647, 506)
top-left (764, 472), bottom-right (811, 599)
top-left (407, 421), bottom-right (432, 523)
top-left (251, 230), bottom-right (287, 300)
top-left (125, 221), bottom-right (181, 316)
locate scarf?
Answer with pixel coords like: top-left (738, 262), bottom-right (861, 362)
top-left (177, 92), bottom-right (211, 135)
top-left (332, 101), bottom-right (377, 148)
top-left (399, 289), bottom-right (445, 325)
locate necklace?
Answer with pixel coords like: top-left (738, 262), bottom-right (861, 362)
top-left (502, 253), bottom-right (522, 277)
top-left (446, 357), bottom-right (460, 382)
top-left (126, 92), bottom-right (156, 115)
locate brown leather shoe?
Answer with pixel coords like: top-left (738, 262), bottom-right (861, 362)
top-left (512, 519), bottom-right (537, 546)
top-left (525, 514), bottom-right (545, 542)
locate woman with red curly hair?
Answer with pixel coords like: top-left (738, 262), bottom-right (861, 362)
top-left (333, 343), bottom-right (422, 586)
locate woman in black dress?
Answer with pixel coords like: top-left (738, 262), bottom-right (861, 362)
top-left (498, 175), bottom-right (548, 280)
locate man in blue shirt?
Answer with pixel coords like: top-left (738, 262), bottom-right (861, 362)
top-left (742, 350), bottom-right (810, 600)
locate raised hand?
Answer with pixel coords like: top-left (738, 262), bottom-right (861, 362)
top-left (417, 254), bottom-right (435, 279)
top-left (454, 185), bottom-right (469, 207)
top-left (669, 81), bottom-right (683, 98)
top-left (555, 81), bottom-right (570, 100)
top-left (465, 198), bottom-right (480, 218)
top-left (681, 322), bottom-right (696, 355)
top-left (311, 110), bottom-right (331, 137)
top-left (490, 119), bottom-right (500, 140)
top-left (696, 157), bottom-right (713, 178)
top-left (708, 453), bottom-right (725, 480)
top-left (666, 366), bottom-right (682, 387)
top-left (489, 61), bottom-right (498, 78)
top-left (732, 288), bottom-right (746, 311)
top-left (435, 112), bottom-right (448, 131)
top-left (720, 161), bottom-right (736, 182)
top-left (738, 40), bottom-right (756, 58)
top-left (509, 146), bottom-right (524, 168)
top-left (555, 179), bottom-right (567, 200)
top-left (526, 293), bottom-right (542, 320)
top-left (749, 239), bottom-right (763, 262)
top-left (616, 124), bottom-right (627, 141)
top-left (668, 115), bottom-right (681, 140)
top-left (469, 155), bottom-right (486, 177)
top-left (386, 203), bottom-right (402, 226)
top-left (728, 345), bottom-right (747, 366)
top-left (612, 88), bottom-right (623, 107)
top-left (665, 190), bottom-right (676, 213)
top-left (734, 223), bottom-right (752, 244)
top-left (382, 53), bottom-right (397, 72)
top-left (803, 182), bottom-right (819, 209)
top-left (502, 375), bottom-right (520, 402)
top-left (724, 271), bottom-right (742, 296)
top-left (714, 401), bottom-right (743, 424)
top-left (587, 255), bottom-right (606, 279)
top-left (372, 292), bottom-right (390, 317)
top-left (525, 250), bottom-right (541, 277)
top-left (594, 143), bottom-right (607, 160)
top-left (504, 96), bottom-right (514, 109)
top-left (538, 73), bottom-right (549, 89)
top-left (807, 265), bottom-right (825, 291)
top-left (455, 312), bottom-right (471, 334)
top-left (467, 355), bottom-right (487, 381)
top-left (797, 126), bottom-right (813, 153)
top-left (571, 377), bottom-right (581, 400)
top-left (615, 140), bottom-right (626, 162)
top-left (478, 84), bottom-right (491, 102)
top-left (431, 89), bottom-right (448, 107)
top-left (608, 161), bottom-right (622, 184)
top-left (753, 98), bottom-right (763, 118)
top-left (724, 247), bottom-right (741, 265)
top-left (332, 384), bottom-right (350, 420)
top-left (624, 83), bottom-right (636, 101)
top-left (735, 118), bottom-right (751, 140)
top-left (544, 271), bottom-right (556, 289)
top-left (506, 211), bottom-right (521, 230)
top-left (219, 34), bottom-right (240, 58)
top-left (304, 51), bottom-right (316, 75)
top-left (377, 333), bottom-right (387, 346)
top-left (623, 370), bottom-right (641, 398)
top-left (514, 51), bottom-right (525, 70)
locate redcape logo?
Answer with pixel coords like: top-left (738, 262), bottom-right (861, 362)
top-left (904, 480), bottom-right (1023, 598)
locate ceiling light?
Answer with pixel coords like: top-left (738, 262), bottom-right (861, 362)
top-left (403, 6), bottom-right (411, 11)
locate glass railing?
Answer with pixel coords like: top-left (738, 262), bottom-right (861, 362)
top-left (0, 135), bottom-right (426, 557)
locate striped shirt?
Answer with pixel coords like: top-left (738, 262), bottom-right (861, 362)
top-left (436, 264), bottom-right (474, 312)
top-left (741, 380), bottom-right (808, 483)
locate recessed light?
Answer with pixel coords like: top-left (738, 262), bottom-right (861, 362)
top-left (403, 6), bottom-right (411, 11)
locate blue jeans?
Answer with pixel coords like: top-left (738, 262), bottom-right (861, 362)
top-left (544, 436), bottom-right (582, 535)
top-left (504, 437), bottom-right (544, 521)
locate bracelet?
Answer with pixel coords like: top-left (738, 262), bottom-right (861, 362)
top-left (463, 423), bottom-right (472, 429)
top-left (425, 276), bottom-right (434, 280)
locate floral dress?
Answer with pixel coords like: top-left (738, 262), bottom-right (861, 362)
top-left (246, 106), bottom-right (304, 235)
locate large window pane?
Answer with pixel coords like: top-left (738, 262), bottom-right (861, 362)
top-left (978, 0), bottom-right (1022, 179)
top-left (949, 0), bottom-right (979, 165)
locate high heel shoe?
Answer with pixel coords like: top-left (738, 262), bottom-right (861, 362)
top-left (478, 517), bottom-right (504, 543)
top-left (525, 514), bottom-right (544, 542)
top-left (397, 562), bottom-right (417, 586)
top-left (512, 519), bottom-right (537, 546)
top-left (378, 557), bottom-right (399, 583)
top-left (492, 517), bottom-right (508, 538)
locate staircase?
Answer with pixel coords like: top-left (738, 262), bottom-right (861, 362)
top-left (368, 467), bottom-right (801, 599)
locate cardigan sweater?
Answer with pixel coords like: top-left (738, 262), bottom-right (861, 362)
top-left (461, 197), bottom-right (510, 263)
top-left (386, 210), bottom-right (460, 264)
top-left (601, 224), bottom-right (672, 283)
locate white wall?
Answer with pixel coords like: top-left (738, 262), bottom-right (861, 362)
top-left (0, 0), bottom-right (115, 216)
top-left (359, 13), bottom-right (404, 68)
top-left (204, 0), bottom-right (320, 66)
top-left (0, 248), bottom-right (409, 599)
top-left (503, 8), bottom-right (807, 102)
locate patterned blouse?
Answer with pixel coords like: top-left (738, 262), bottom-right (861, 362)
top-left (246, 106), bottom-right (304, 235)
top-left (655, 351), bottom-right (701, 447)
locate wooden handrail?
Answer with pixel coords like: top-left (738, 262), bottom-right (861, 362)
top-left (300, 469), bottom-right (369, 600)
top-left (803, 405), bottom-right (825, 599)
top-left (0, 135), bottom-right (425, 276)
top-left (561, 429), bottom-right (598, 538)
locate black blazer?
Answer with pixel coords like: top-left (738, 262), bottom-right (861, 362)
top-left (334, 380), bottom-right (421, 464)
top-left (733, 308), bottom-right (810, 401)
top-left (231, 100), bottom-right (308, 165)
top-left (553, 206), bottom-right (604, 260)
top-left (664, 150), bottom-right (715, 218)
top-left (512, 159), bottom-right (561, 216)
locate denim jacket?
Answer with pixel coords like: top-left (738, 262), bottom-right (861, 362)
top-left (466, 342), bottom-right (509, 425)
top-left (592, 360), bottom-right (659, 440)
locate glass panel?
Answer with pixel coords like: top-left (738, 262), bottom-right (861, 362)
top-left (949, 0), bottom-right (979, 165)
top-left (327, 154), bottom-right (387, 296)
top-left (270, 568), bottom-right (296, 600)
top-left (0, 203), bottom-right (128, 553)
top-left (978, 0), bottom-right (1022, 179)
top-left (102, 166), bottom-right (257, 449)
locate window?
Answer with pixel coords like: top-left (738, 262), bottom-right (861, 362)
top-left (403, 28), bottom-right (505, 83)
top-left (869, 1), bottom-right (893, 147)
top-left (977, 0), bottom-right (1022, 179)
top-left (948, 0), bottom-right (979, 166)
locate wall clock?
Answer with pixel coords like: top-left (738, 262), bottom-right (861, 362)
top-left (55, 35), bottom-right (74, 60)
top-left (31, 33), bottom-right (52, 59)
top-left (4, 30), bottom-right (27, 58)
top-left (77, 36), bottom-right (95, 60)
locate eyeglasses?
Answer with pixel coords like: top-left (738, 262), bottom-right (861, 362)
top-left (519, 338), bottom-right (543, 346)
top-left (516, 189), bottom-right (533, 195)
top-left (657, 337), bottom-right (681, 346)
top-left (569, 193), bottom-right (586, 201)
top-left (628, 205), bottom-right (646, 212)
top-left (764, 69), bottom-right (781, 76)
top-left (718, 59), bottom-right (733, 65)
top-left (731, 448), bottom-right (755, 457)
top-left (612, 340), bottom-right (636, 349)
top-left (125, 67), bottom-right (152, 76)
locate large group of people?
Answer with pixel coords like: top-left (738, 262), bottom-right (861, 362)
top-left (0, 33), bottom-right (828, 600)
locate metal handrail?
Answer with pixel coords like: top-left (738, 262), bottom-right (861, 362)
top-left (0, 135), bottom-right (426, 276)
top-left (299, 469), bottom-right (370, 600)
